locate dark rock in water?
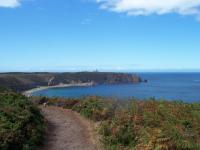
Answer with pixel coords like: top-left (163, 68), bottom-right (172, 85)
top-left (143, 79), bottom-right (148, 83)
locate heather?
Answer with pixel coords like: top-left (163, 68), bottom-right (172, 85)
top-left (0, 91), bottom-right (45, 150)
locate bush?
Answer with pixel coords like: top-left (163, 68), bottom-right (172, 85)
top-left (136, 100), bottom-right (200, 150)
top-left (0, 92), bottom-right (45, 150)
top-left (99, 110), bottom-right (136, 150)
top-left (72, 96), bottom-right (114, 121)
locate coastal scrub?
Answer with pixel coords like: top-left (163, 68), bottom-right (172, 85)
top-left (40, 96), bottom-right (200, 150)
top-left (0, 91), bottom-right (45, 150)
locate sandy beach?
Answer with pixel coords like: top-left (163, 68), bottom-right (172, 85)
top-left (23, 82), bottom-right (94, 97)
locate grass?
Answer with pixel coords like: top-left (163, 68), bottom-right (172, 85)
top-left (0, 91), bottom-right (45, 150)
top-left (38, 96), bottom-right (200, 150)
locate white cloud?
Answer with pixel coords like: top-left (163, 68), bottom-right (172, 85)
top-left (96, 0), bottom-right (200, 18)
top-left (0, 0), bottom-right (21, 8)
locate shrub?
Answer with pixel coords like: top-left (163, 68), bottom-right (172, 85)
top-left (72, 96), bottom-right (114, 121)
top-left (98, 100), bottom-right (200, 150)
top-left (0, 92), bottom-right (45, 150)
top-left (99, 110), bottom-right (136, 150)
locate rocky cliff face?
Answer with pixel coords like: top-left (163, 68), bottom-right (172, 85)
top-left (0, 72), bottom-right (143, 92)
top-left (48, 72), bottom-right (142, 86)
top-left (105, 73), bottom-right (142, 84)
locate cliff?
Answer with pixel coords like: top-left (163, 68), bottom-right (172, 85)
top-left (0, 72), bottom-right (143, 92)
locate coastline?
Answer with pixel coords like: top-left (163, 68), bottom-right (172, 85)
top-left (23, 82), bottom-right (95, 97)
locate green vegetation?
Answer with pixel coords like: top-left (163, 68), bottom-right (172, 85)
top-left (0, 91), bottom-right (45, 150)
top-left (72, 96), bottom-right (115, 121)
top-left (39, 96), bottom-right (200, 150)
top-left (99, 100), bottom-right (200, 150)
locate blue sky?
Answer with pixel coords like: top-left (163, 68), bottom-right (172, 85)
top-left (0, 0), bottom-right (200, 72)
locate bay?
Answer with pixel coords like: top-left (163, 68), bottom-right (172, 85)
top-left (32, 73), bottom-right (200, 102)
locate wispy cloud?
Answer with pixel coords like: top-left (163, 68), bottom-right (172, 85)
top-left (96, 0), bottom-right (200, 19)
top-left (0, 0), bottom-right (21, 8)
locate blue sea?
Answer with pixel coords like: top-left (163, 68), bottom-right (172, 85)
top-left (32, 73), bottom-right (200, 103)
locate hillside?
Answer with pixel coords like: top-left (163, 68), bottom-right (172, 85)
top-left (35, 96), bottom-right (200, 150)
top-left (0, 72), bottom-right (143, 92)
top-left (1, 89), bottom-right (200, 150)
top-left (0, 90), bottom-right (45, 150)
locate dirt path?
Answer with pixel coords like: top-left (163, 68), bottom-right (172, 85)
top-left (39, 106), bottom-right (100, 150)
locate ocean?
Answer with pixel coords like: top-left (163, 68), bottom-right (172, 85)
top-left (32, 73), bottom-right (200, 102)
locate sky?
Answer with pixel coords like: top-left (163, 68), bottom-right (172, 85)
top-left (0, 0), bottom-right (200, 72)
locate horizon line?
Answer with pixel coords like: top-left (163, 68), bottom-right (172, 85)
top-left (1, 70), bottom-right (200, 73)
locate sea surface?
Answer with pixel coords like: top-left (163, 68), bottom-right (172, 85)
top-left (32, 73), bottom-right (200, 102)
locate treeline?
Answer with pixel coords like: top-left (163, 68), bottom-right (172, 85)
top-left (32, 96), bottom-right (200, 150)
top-left (0, 72), bottom-right (143, 92)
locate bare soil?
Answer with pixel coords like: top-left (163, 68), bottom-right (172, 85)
top-left (39, 106), bottom-right (100, 150)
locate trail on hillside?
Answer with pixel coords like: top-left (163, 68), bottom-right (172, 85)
top-left (39, 106), bottom-right (100, 150)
